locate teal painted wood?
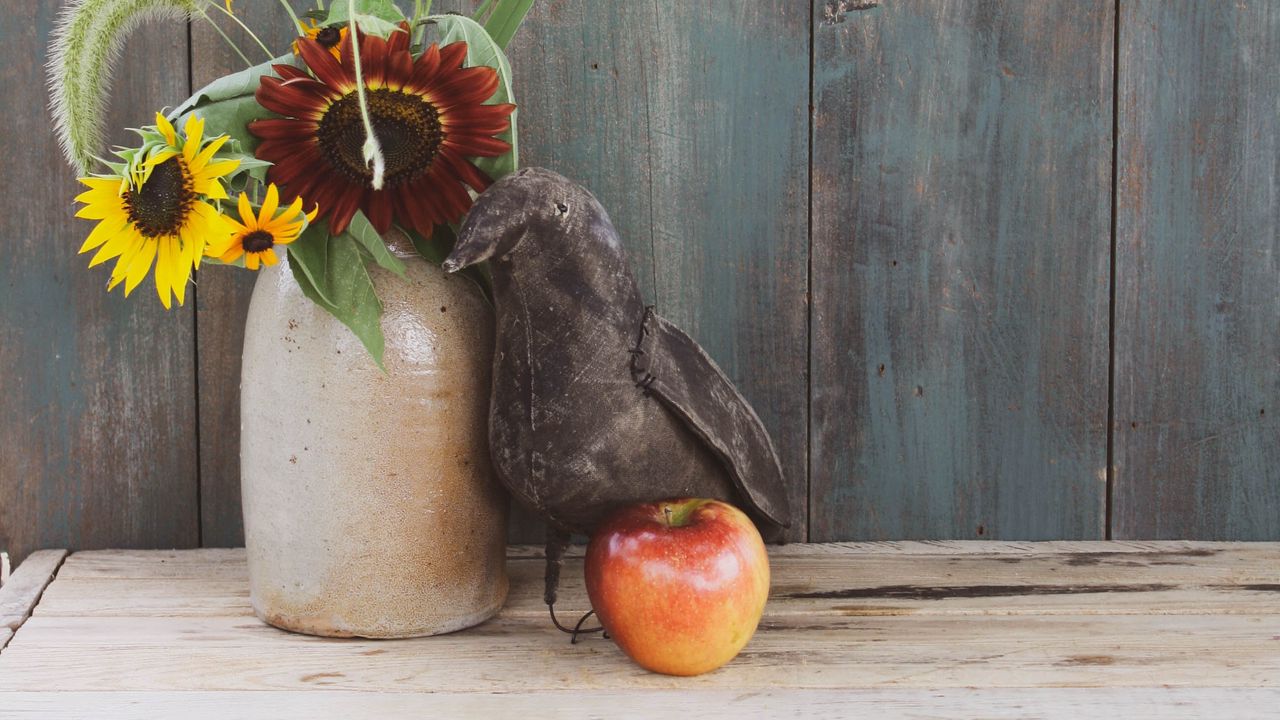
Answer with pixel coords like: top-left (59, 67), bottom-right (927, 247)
top-left (809, 1), bottom-right (1114, 541)
top-left (192, 2), bottom-right (300, 549)
top-left (0, 4), bottom-right (197, 566)
top-left (503, 1), bottom-right (812, 542)
top-left (1113, 1), bottom-right (1280, 540)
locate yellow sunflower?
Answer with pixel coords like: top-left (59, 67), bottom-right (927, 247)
top-left (75, 113), bottom-right (239, 308)
top-left (213, 183), bottom-right (317, 270)
top-left (292, 19), bottom-right (347, 60)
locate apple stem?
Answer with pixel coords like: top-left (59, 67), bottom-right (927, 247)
top-left (664, 506), bottom-right (673, 526)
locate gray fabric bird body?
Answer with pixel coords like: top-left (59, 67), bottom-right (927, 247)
top-left (443, 168), bottom-right (790, 615)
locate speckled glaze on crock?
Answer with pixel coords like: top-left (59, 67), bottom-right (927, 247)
top-left (239, 234), bottom-right (508, 638)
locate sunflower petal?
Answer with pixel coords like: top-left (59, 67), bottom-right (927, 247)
top-left (79, 217), bottom-right (126, 254)
top-left (183, 115), bottom-right (205, 163)
top-left (298, 37), bottom-right (351, 92)
top-left (173, 237), bottom-right (193, 306)
top-left (153, 237), bottom-right (174, 308)
top-left (91, 227), bottom-right (140, 268)
top-left (246, 252), bottom-right (261, 271)
top-left (124, 237), bottom-right (158, 297)
top-left (144, 149), bottom-right (180, 167)
top-left (259, 184), bottom-right (280, 225)
top-left (237, 192), bottom-right (255, 227)
top-left (190, 134), bottom-right (230, 171)
top-left (220, 244), bottom-right (246, 264)
top-left (156, 113), bottom-right (177, 146)
top-left (79, 177), bottom-right (125, 193)
top-left (198, 159), bottom-right (241, 181)
top-left (197, 178), bottom-right (229, 201)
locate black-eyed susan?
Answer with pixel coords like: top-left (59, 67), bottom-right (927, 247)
top-left (293, 19), bottom-right (347, 61)
top-left (212, 183), bottom-right (318, 270)
top-left (250, 24), bottom-right (515, 238)
top-left (75, 113), bottom-right (239, 308)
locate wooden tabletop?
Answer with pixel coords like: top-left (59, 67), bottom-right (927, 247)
top-left (0, 542), bottom-right (1277, 718)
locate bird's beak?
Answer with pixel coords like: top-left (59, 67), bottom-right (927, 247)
top-left (443, 225), bottom-right (495, 274)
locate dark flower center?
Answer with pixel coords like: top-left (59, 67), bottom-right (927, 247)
top-left (124, 157), bottom-right (192, 237)
top-left (316, 87), bottom-right (444, 187)
top-left (241, 230), bottom-right (275, 253)
top-left (316, 26), bottom-right (342, 48)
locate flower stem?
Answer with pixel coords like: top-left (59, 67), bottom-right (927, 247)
top-left (348, 0), bottom-right (386, 189)
top-left (411, 0), bottom-right (433, 45)
top-left (195, 6), bottom-right (253, 67)
top-left (205, 0), bottom-right (273, 60)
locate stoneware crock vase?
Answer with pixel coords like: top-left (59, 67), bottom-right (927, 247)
top-left (239, 231), bottom-right (508, 638)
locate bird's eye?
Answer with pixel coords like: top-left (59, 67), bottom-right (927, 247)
top-left (555, 202), bottom-right (569, 215)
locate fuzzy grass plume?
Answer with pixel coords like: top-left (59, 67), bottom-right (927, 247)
top-left (48, 0), bottom-right (198, 174)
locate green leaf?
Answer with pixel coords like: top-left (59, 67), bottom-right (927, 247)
top-left (287, 224), bottom-right (387, 368)
top-left (286, 224), bottom-right (339, 308)
top-left (480, 0), bottom-right (534, 50)
top-left (347, 211), bottom-right (407, 277)
top-left (358, 12), bottom-right (407, 38)
top-left (325, 0), bottom-right (406, 26)
top-left (168, 55), bottom-right (300, 156)
top-left (429, 14), bottom-right (518, 182)
top-left (169, 55), bottom-right (298, 120)
top-left (177, 96), bottom-right (276, 158)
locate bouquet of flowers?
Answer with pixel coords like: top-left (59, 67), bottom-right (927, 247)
top-left (49, 0), bottom-right (529, 365)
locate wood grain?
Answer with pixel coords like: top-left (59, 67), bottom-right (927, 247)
top-left (30, 544), bottom-right (1280, 620)
top-left (0, 550), bottom-right (66, 651)
top-left (0, 3), bottom-right (198, 567)
top-left (809, 1), bottom-right (1115, 540)
top-left (1, 544), bottom-right (1277, 706)
top-left (1113, 1), bottom-right (1280, 539)
top-left (190, 2), bottom-right (299, 549)
top-left (504, 1), bottom-right (811, 542)
top-left (2, 689), bottom-right (1278, 720)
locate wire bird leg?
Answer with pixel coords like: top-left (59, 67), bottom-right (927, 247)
top-left (544, 527), bottom-right (605, 644)
top-left (548, 605), bottom-right (605, 644)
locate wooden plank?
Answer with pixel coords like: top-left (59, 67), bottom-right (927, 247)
top-left (809, 1), bottom-right (1114, 540)
top-left (0, 550), bottom-right (66, 651)
top-left (506, 539), bottom-right (1275, 558)
top-left (0, 1), bottom-right (198, 568)
top-left (2, 613), bottom-right (1276, 691)
top-left (1113, 2), bottom-right (1280, 539)
top-left (504, 1), bottom-right (811, 542)
top-left (4, 545), bottom-right (1277, 704)
top-left (31, 544), bottom-right (1280, 619)
top-left (56, 548), bottom-right (249, 580)
top-left (190, 1), bottom-right (301, 549)
top-left (0, 551), bottom-right (68, 628)
top-left (3, 689), bottom-right (1276, 720)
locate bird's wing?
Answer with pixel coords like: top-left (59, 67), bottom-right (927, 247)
top-left (632, 308), bottom-right (791, 529)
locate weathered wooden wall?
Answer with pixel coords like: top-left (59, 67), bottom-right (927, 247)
top-left (2, 0), bottom-right (1277, 564)
top-left (0, 2), bottom-right (199, 566)
top-left (1113, 0), bottom-right (1280, 539)
top-left (810, 1), bottom-right (1114, 540)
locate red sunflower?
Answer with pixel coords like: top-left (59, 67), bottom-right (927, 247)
top-left (249, 26), bottom-right (514, 237)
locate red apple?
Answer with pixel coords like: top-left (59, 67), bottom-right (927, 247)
top-left (584, 497), bottom-right (771, 676)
